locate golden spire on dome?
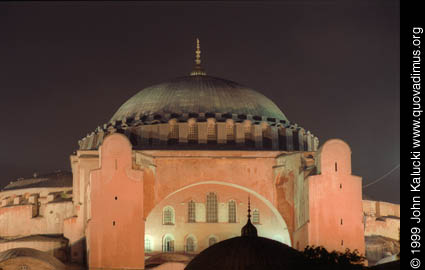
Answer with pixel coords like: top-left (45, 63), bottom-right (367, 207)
top-left (190, 38), bottom-right (206, 76)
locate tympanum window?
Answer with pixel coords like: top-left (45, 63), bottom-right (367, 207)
top-left (163, 207), bottom-right (174, 225)
top-left (186, 237), bottom-right (195, 252)
top-left (206, 192), bottom-right (218, 223)
top-left (228, 200), bottom-right (236, 223)
top-left (188, 200), bottom-right (196, 223)
top-left (252, 209), bottom-right (260, 224)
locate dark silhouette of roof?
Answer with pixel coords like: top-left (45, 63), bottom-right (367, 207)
top-left (186, 197), bottom-right (306, 270)
top-left (2, 171), bottom-right (72, 191)
top-left (185, 236), bottom-right (306, 270)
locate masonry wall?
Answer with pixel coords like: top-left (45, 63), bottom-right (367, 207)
top-left (306, 139), bottom-right (365, 255)
top-left (0, 201), bottom-right (73, 237)
top-left (88, 134), bottom-right (144, 270)
top-left (138, 149), bottom-right (293, 245)
top-left (363, 200), bottom-right (400, 240)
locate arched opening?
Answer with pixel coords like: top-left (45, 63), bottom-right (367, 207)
top-left (186, 236), bottom-right (196, 253)
top-left (163, 235), bottom-right (175, 252)
top-left (208, 236), bottom-right (218, 247)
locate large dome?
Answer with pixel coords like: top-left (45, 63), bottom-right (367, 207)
top-left (79, 74), bottom-right (318, 151)
top-left (110, 75), bottom-right (288, 123)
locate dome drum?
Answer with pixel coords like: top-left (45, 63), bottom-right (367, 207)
top-left (78, 119), bottom-right (319, 152)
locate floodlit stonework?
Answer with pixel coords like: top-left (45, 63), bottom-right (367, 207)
top-left (0, 44), bottom-right (399, 269)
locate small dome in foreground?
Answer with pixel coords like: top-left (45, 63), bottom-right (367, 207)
top-left (186, 199), bottom-right (306, 270)
top-left (185, 236), bottom-right (306, 270)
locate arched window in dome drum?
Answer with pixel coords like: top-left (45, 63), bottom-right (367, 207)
top-left (278, 128), bottom-right (287, 150)
top-left (226, 119), bottom-right (235, 144)
top-left (186, 237), bottom-right (195, 252)
top-left (206, 193), bottom-right (218, 223)
top-left (228, 200), bottom-right (236, 223)
top-left (262, 124), bottom-right (272, 149)
top-left (207, 119), bottom-right (217, 144)
top-left (188, 200), bottom-right (196, 223)
top-left (168, 120), bottom-right (179, 145)
top-left (244, 121), bottom-right (254, 147)
top-left (252, 209), bottom-right (260, 224)
top-left (188, 120), bottom-right (198, 144)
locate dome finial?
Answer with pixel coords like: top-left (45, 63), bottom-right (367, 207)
top-left (248, 195), bottom-right (251, 220)
top-left (190, 38), bottom-right (206, 76)
top-left (241, 195), bottom-right (258, 237)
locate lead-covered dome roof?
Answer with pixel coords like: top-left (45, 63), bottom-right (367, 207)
top-left (111, 75), bottom-right (288, 123)
top-left (78, 39), bottom-right (319, 151)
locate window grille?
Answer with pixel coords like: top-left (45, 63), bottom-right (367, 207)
top-left (226, 121), bottom-right (235, 141)
top-left (163, 207), bottom-right (174, 225)
top-left (163, 236), bottom-right (174, 252)
top-left (252, 209), bottom-right (260, 224)
top-left (207, 121), bottom-right (217, 141)
top-left (228, 200), bottom-right (236, 223)
top-left (145, 238), bottom-right (152, 253)
top-left (188, 122), bottom-right (198, 142)
top-left (188, 200), bottom-right (196, 223)
top-left (169, 122), bottom-right (179, 140)
top-left (186, 237), bottom-right (195, 252)
top-left (244, 124), bottom-right (251, 140)
top-left (206, 192), bottom-right (218, 223)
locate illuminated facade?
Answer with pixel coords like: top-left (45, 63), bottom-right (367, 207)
top-left (0, 40), bottom-right (399, 269)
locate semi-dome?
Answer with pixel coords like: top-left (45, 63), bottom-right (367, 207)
top-left (110, 75), bottom-right (288, 123)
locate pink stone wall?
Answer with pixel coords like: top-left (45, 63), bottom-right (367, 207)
top-left (362, 200), bottom-right (400, 218)
top-left (376, 201), bottom-right (400, 217)
top-left (88, 134), bottom-right (144, 269)
top-left (364, 216), bottom-right (400, 240)
top-left (0, 202), bottom-right (73, 237)
top-left (142, 150), bottom-right (280, 207)
top-left (293, 222), bottom-right (309, 251)
top-left (362, 200), bottom-right (400, 241)
top-left (307, 139), bottom-right (365, 255)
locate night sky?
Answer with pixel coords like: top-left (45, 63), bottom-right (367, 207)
top-left (0, 2), bottom-right (399, 203)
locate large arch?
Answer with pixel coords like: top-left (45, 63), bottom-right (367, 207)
top-left (157, 180), bottom-right (291, 246)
